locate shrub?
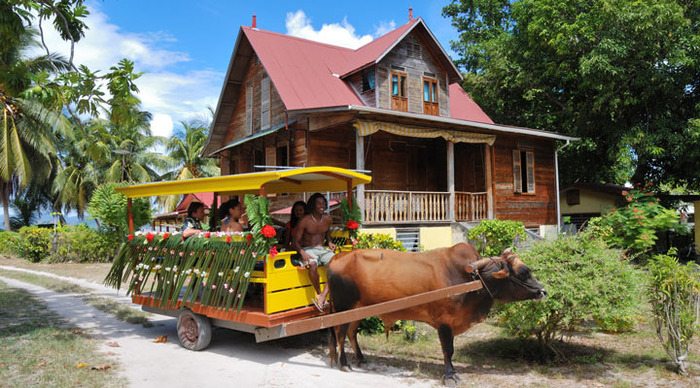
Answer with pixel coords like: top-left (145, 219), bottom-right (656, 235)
top-left (87, 183), bottom-right (151, 236)
top-left (355, 232), bottom-right (406, 251)
top-left (497, 235), bottom-right (644, 357)
top-left (467, 219), bottom-right (527, 256)
top-left (647, 250), bottom-right (700, 375)
top-left (0, 231), bottom-right (21, 256)
top-left (586, 189), bottom-right (687, 256)
top-left (50, 225), bottom-right (118, 263)
top-left (17, 226), bottom-right (52, 262)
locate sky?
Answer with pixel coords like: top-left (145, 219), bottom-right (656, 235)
top-left (38, 0), bottom-right (461, 139)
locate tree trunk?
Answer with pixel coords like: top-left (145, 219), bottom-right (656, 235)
top-left (1, 181), bottom-right (10, 231)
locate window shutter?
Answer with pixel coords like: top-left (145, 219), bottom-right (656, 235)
top-left (261, 76), bottom-right (270, 129)
top-left (513, 150), bottom-right (522, 193)
top-left (245, 82), bottom-right (253, 134)
top-left (526, 151), bottom-right (535, 193)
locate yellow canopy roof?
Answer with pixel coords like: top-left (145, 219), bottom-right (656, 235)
top-left (115, 166), bottom-right (372, 198)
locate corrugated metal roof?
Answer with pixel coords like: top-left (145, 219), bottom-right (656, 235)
top-left (448, 83), bottom-right (494, 124)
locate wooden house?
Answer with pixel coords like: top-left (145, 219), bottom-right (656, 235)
top-left (203, 14), bottom-right (576, 250)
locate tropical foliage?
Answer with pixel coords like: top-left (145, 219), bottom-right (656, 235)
top-left (647, 250), bottom-right (700, 375)
top-left (467, 219), bottom-right (526, 256)
top-left (496, 235), bottom-right (644, 357)
top-left (86, 183), bottom-right (151, 236)
top-left (443, 0), bottom-right (700, 189)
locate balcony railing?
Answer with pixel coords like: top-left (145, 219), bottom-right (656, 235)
top-left (363, 190), bottom-right (488, 224)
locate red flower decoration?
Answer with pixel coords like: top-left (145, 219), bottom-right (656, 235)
top-left (246, 234), bottom-right (253, 243)
top-left (261, 225), bottom-right (276, 239)
top-left (146, 232), bottom-right (154, 243)
top-left (346, 220), bottom-right (359, 230)
top-left (269, 245), bottom-right (278, 258)
top-left (621, 190), bottom-right (629, 197)
top-left (162, 232), bottom-right (170, 241)
top-left (127, 234), bottom-right (134, 241)
top-left (225, 235), bottom-right (232, 244)
top-left (204, 231), bottom-right (211, 239)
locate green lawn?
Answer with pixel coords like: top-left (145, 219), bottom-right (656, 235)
top-left (0, 280), bottom-right (125, 387)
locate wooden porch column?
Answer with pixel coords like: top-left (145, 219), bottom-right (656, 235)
top-left (485, 144), bottom-right (494, 219)
top-left (447, 141), bottom-right (455, 221)
top-left (355, 129), bottom-right (365, 217)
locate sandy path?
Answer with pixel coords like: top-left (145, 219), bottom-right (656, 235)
top-left (0, 271), bottom-right (434, 388)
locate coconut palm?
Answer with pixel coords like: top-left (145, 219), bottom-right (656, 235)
top-left (157, 120), bottom-right (220, 211)
top-left (0, 28), bottom-right (70, 229)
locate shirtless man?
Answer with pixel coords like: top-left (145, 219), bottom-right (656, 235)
top-left (292, 193), bottom-right (336, 311)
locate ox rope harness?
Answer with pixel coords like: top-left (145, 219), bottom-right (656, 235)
top-left (473, 257), bottom-right (497, 298)
top-left (472, 257), bottom-right (543, 299)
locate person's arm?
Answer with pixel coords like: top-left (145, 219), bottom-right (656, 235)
top-left (183, 227), bottom-right (200, 238)
top-left (292, 219), bottom-right (311, 265)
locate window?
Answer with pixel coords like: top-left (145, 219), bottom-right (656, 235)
top-left (513, 150), bottom-right (535, 193)
top-left (245, 81), bottom-right (253, 133)
top-left (391, 71), bottom-right (407, 97)
top-left (260, 74), bottom-right (270, 130)
top-left (361, 68), bottom-right (375, 92)
top-left (566, 189), bottom-right (580, 205)
top-left (276, 145), bottom-right (288, 167)
top-left (423, 77), bottom-right (438, 115)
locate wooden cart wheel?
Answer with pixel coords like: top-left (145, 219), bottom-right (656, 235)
top-left (176, 309), bottom-right (212, 351)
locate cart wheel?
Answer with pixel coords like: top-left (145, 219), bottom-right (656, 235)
top-left (176, 309), bottom-right (212, 351)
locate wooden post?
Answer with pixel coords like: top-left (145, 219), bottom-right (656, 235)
top-left (485, 144), bottom-right (494, 219)
top-left (127, 198), bottom-right (134, 234)
top-left (447, 141), bottom-right (455, 221)
top-left (209, 192), bottom-right (219, 231)
top-left (355, 129), bottom-right (365, 218)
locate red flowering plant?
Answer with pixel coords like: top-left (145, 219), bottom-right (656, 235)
top-left (340, 198), bottom-right (362, 240)
top-left (243, 194), bottom-right (278, 258)
top-left (585, 185), bottom-right (688, 257)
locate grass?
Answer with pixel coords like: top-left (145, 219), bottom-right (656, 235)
top-left (0, 269), bottom-right (152, 328)
top-left (0, 256), bottom-right (112, 284)
top-left (0, 280), bottom-right (125, 387)
top-left (355, 319), bottom-right (700, 386)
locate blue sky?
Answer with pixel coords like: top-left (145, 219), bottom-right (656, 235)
top-left (38, 0), bottom-right (461, 139)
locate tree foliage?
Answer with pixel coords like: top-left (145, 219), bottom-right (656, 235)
top-left (467, 219), bottom-right (526, 256)
top-left (87, 183), bottom-right (150, 236)
top-left (443, 0), bottom-right (700, 188)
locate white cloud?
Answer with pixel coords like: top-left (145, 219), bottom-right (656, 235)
top-left (373, 20), bottom-right (397, 37)
top-left (32, 4), bottom-right (221, 139)
top-left (285, 10), bottom-right (373, 49)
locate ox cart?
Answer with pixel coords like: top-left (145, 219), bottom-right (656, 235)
top-left (104, 166), bottom-right (483, 350)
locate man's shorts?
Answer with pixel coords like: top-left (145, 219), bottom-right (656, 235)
top-left (303, 246), bottom-right (335, 266)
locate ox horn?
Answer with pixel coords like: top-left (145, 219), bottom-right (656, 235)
top-left (465, 257), bottom-right (494, 274)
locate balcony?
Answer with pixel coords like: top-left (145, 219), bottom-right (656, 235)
top-left (363, 190), bottom-right (488, 225)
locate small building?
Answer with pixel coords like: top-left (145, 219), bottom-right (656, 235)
top-left (559, 183), bottom-right (627, 231)
top-left (203, 14), bottom-right (576, 250)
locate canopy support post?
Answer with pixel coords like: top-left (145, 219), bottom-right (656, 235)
top-left (127, 198), bottom-right (134, 234)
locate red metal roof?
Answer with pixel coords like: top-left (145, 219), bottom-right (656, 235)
top-left (240, 18), bottom-right (492, 122)
top-left (448, 83), bottom-right (494, 124)
top-left (175, 192), bottom-right (216, 213)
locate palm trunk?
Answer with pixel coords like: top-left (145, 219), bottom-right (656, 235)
top-left (1, 181), bottom-right (10, 230)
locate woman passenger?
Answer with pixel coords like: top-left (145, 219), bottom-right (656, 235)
top-left (220, 198), bottom-right (245, 233)
top-left (284, 201), bottom-right (307, 247)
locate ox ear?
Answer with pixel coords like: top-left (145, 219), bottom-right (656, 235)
top-left (491, 268), bottom-right (509, 279)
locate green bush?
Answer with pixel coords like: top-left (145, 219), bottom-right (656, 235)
top-left (586, 189), bottom-right (687, 256)
top-left (87, 183), bottom-right (151, 237)
top-left (17, 226), bottom-right (52, 262)
top-left (497, 235), bottom-right (644, 357)
top-left (647, 249), bottom-right (700, 375)
top-left (355, 232), bottom-right (406, 251)
top-left (50, 225), bottom-right (118, 263)
top-left (467, 219), bottom-right (527, 256)
top-left (0, 231), bottom-right (21, 256)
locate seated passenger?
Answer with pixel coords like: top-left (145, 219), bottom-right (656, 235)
top-left (182, 202), bottom-right (206, 238)
top-left (284, 201), bottom-right (307, 248)
top-left (220, 198), bottom-right (245, 233)
top-left (292, 193), bottom-right (336, 312)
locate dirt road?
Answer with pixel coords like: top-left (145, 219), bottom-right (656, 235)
top-left (0, 269), bottom-right (433, 388)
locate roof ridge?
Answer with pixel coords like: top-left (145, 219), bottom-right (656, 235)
top-left (242, 26), bottom-right (355, 51)
top-left (350, 18), bottom-right (419, 52)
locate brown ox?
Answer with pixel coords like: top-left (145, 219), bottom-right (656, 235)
top-left (326, 242), bottom-right (546, 383)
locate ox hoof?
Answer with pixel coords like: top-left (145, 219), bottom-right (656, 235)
top-left (339, 365), bottom-right (352, 372)
top-left (354, 356), bottom-right (366, 366)
top-left (440, 373), bottom-right (460, 386)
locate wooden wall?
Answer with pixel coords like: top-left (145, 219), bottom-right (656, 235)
top-left (376, 30), bottom-right (450, 117)
top-left (306, 127), bottom-right (356, 168)
top-left (222, 54), bottom-right (285, 146)
top-left (346, 69), bottom-right (376, 107)
top-left (455, 143), bottom-right (486, 193)
top-left (491, 135), bottom-right (557, 226)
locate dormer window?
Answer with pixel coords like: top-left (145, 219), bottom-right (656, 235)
top-left (362, 68), bottom-right (375, 92)
top-left (391, 70), bottom-right (408, 112)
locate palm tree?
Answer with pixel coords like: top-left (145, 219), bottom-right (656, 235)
top-left (0, 28), bottom-right (69, 229)
top-left (158, 120), bottom-right (220, 211)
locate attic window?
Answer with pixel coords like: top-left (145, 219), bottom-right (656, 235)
top-left (362, 68), bottom-right (375, 92)
top-left (406, 42), bottom-right (421, 59)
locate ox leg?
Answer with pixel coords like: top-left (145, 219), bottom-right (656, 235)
top-left (328, 327), bottom-right (338, 368)
top-left (348, 320), bottom-right (365, 366)
top-left (438, 325), bottom-right (460, 384)
top-left (336, 323), bottom-right (351, 371)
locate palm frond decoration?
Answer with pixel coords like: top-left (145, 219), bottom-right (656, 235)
top-left (340, 197), bottom-right (362, 240)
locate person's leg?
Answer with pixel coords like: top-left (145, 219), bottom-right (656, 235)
top-left (316, 249), bottom-right (336, 308)
top-left (307, 260), bottom-right (321, 294)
